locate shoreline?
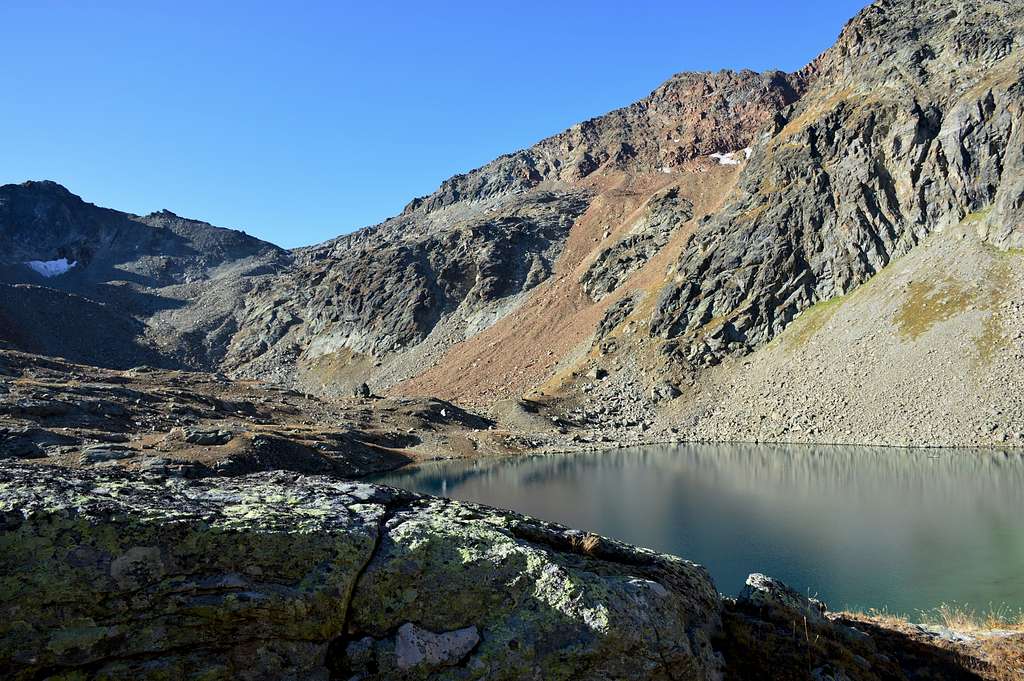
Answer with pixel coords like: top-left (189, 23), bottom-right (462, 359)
top-left (370, 434), bottom-right (1024, 633)
top-left (388, 430), bottom-right (1024, 472)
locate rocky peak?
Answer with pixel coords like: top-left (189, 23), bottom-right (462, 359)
top-left (402, 68), bottom-right (808, 216)
top-left (0, 180), bottom-right (290, 371)
top-left (0, 181), bottom-right (108, 264)
top-left (825, 0), bottom-right (1022, 94)
top-left (8, 179), bottom-right (78, 197)
top-left (0, 180), bottom-right (283, 276)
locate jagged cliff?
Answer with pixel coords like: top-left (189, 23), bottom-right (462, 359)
top-left (650, 0), bottom-right (1024, 364)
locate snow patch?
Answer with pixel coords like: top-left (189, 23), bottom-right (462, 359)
top-left (709, 148), bottom-right (753, 166)
top-left (710, 152), bottom-right (741, 166)
top-left (24, 258), bottom-right (77, 277)
top-left (660, 166), bottom-right (674, 174)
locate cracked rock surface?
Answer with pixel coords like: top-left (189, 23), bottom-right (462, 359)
top-left (0, 464), bottom-right (723, 681)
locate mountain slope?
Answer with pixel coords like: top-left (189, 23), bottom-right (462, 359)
top-left (390, 0), bottom-right (1024, 447)
top-left (661, 224), bottom-right (1024, 448)
top-left (220, 69), bottom-right (807, 394)
top-left (546, 0), bottom-right (1024, 448)
top-left (649, 0), bottom-right (1024, 364)
top-left (3, 0), bottom-right (1024, 449)
top-left (0, 181), bottom-right (288, 369)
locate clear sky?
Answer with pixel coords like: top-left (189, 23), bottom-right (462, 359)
top-left (1, 1), bottom-right (865, 248)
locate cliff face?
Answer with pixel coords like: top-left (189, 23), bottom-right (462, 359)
top-left (649, 0), bottom-right (1024, 364)
top-left (404, 68), bottom-right (808, 214)
top-left (222, 190), bottom-right (592, 388)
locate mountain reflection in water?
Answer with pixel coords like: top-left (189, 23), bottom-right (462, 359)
top-left (373, 443), bottom-right (1024, 614)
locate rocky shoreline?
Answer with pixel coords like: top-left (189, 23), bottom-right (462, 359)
top-left (4, 462), bottom-right (1016, 681)
top-left (2, 350), bottom-right (1021, 679)
top-left (2, 345), bottom-right (1020, 489)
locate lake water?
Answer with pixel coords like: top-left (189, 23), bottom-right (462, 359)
top-left (372, 443), bottom-right (1024, 615)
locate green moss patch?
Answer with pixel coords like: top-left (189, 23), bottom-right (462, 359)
top-left (962, 206), bottom-right (993, 225)
top-left (784, 295), bottom-right (847, 350)
top-left (895, 279), bottom-right (975, 341)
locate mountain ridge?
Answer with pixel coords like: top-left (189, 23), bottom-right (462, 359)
top-left (2, 0), bottom-right (1024, 449)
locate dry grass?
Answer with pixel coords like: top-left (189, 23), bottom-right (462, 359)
top-left (963, 206), bottom-right (994, 226)
top-left (571, 533), bottom-right (602, 555)
top-left (845, 605), bottom-right (909, 628)
top-left (847, 603), bottom-right (1024, 632)
top-left (976, 637), bottom-right (1024, 681)
top-left (973, 255), bottom-right (1014, 365)
top-left (773, 87), bottom-right (856, 143)
top-left (977, 311), bottom-right (1007, 364)
top-left (844, 605), bottom-right (1024, 681)
top-left (922, 603), bottom-right (1024, 632)
top-left (736, 200), bottom-right (770, 223)
top-left (784, 294), bottom-right (846, 350)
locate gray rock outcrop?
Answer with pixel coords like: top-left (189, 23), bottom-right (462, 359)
top-left (737, 572), bottom-right (828, 628)
top-left (0, 464), bottom-right (724, 680)
top-left (581, 187), bottom-right (693, 302)
top-left (227, 191), bottom-right (589, 374)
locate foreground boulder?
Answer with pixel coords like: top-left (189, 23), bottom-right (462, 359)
top-left (0, 464), bottom-right (723, 680)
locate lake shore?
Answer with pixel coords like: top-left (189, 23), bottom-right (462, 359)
top-left (3, 462), bottom-right (1022, 680)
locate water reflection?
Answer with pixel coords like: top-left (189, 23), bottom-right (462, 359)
top-left (373, 443), bottom-right (1024, 614)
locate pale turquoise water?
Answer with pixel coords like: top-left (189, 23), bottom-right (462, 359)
top-left (372, 443), bottom-right (1024, 615)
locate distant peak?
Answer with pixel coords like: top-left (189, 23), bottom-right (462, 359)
top-left (147, 208), bottom-right (180, 218)
top-left (11, 180), bottom-right (74, 195)
top-left (0, 181), bottom-right (87, 206)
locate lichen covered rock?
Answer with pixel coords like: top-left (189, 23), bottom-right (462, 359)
top-left (342, 497), bottom-right (723, 680)
top-left (738, 573), bottom-right (828, 628)
top-left (0, 464), bottom-right (723, 680)
top-left (0, 465), bottom-right (387, 680)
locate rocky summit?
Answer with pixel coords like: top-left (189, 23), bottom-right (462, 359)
top-left (3, 0), bottom-right (1024, 679)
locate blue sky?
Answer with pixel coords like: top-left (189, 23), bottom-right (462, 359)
top-left (1, 1), bottom-right (865, 248)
